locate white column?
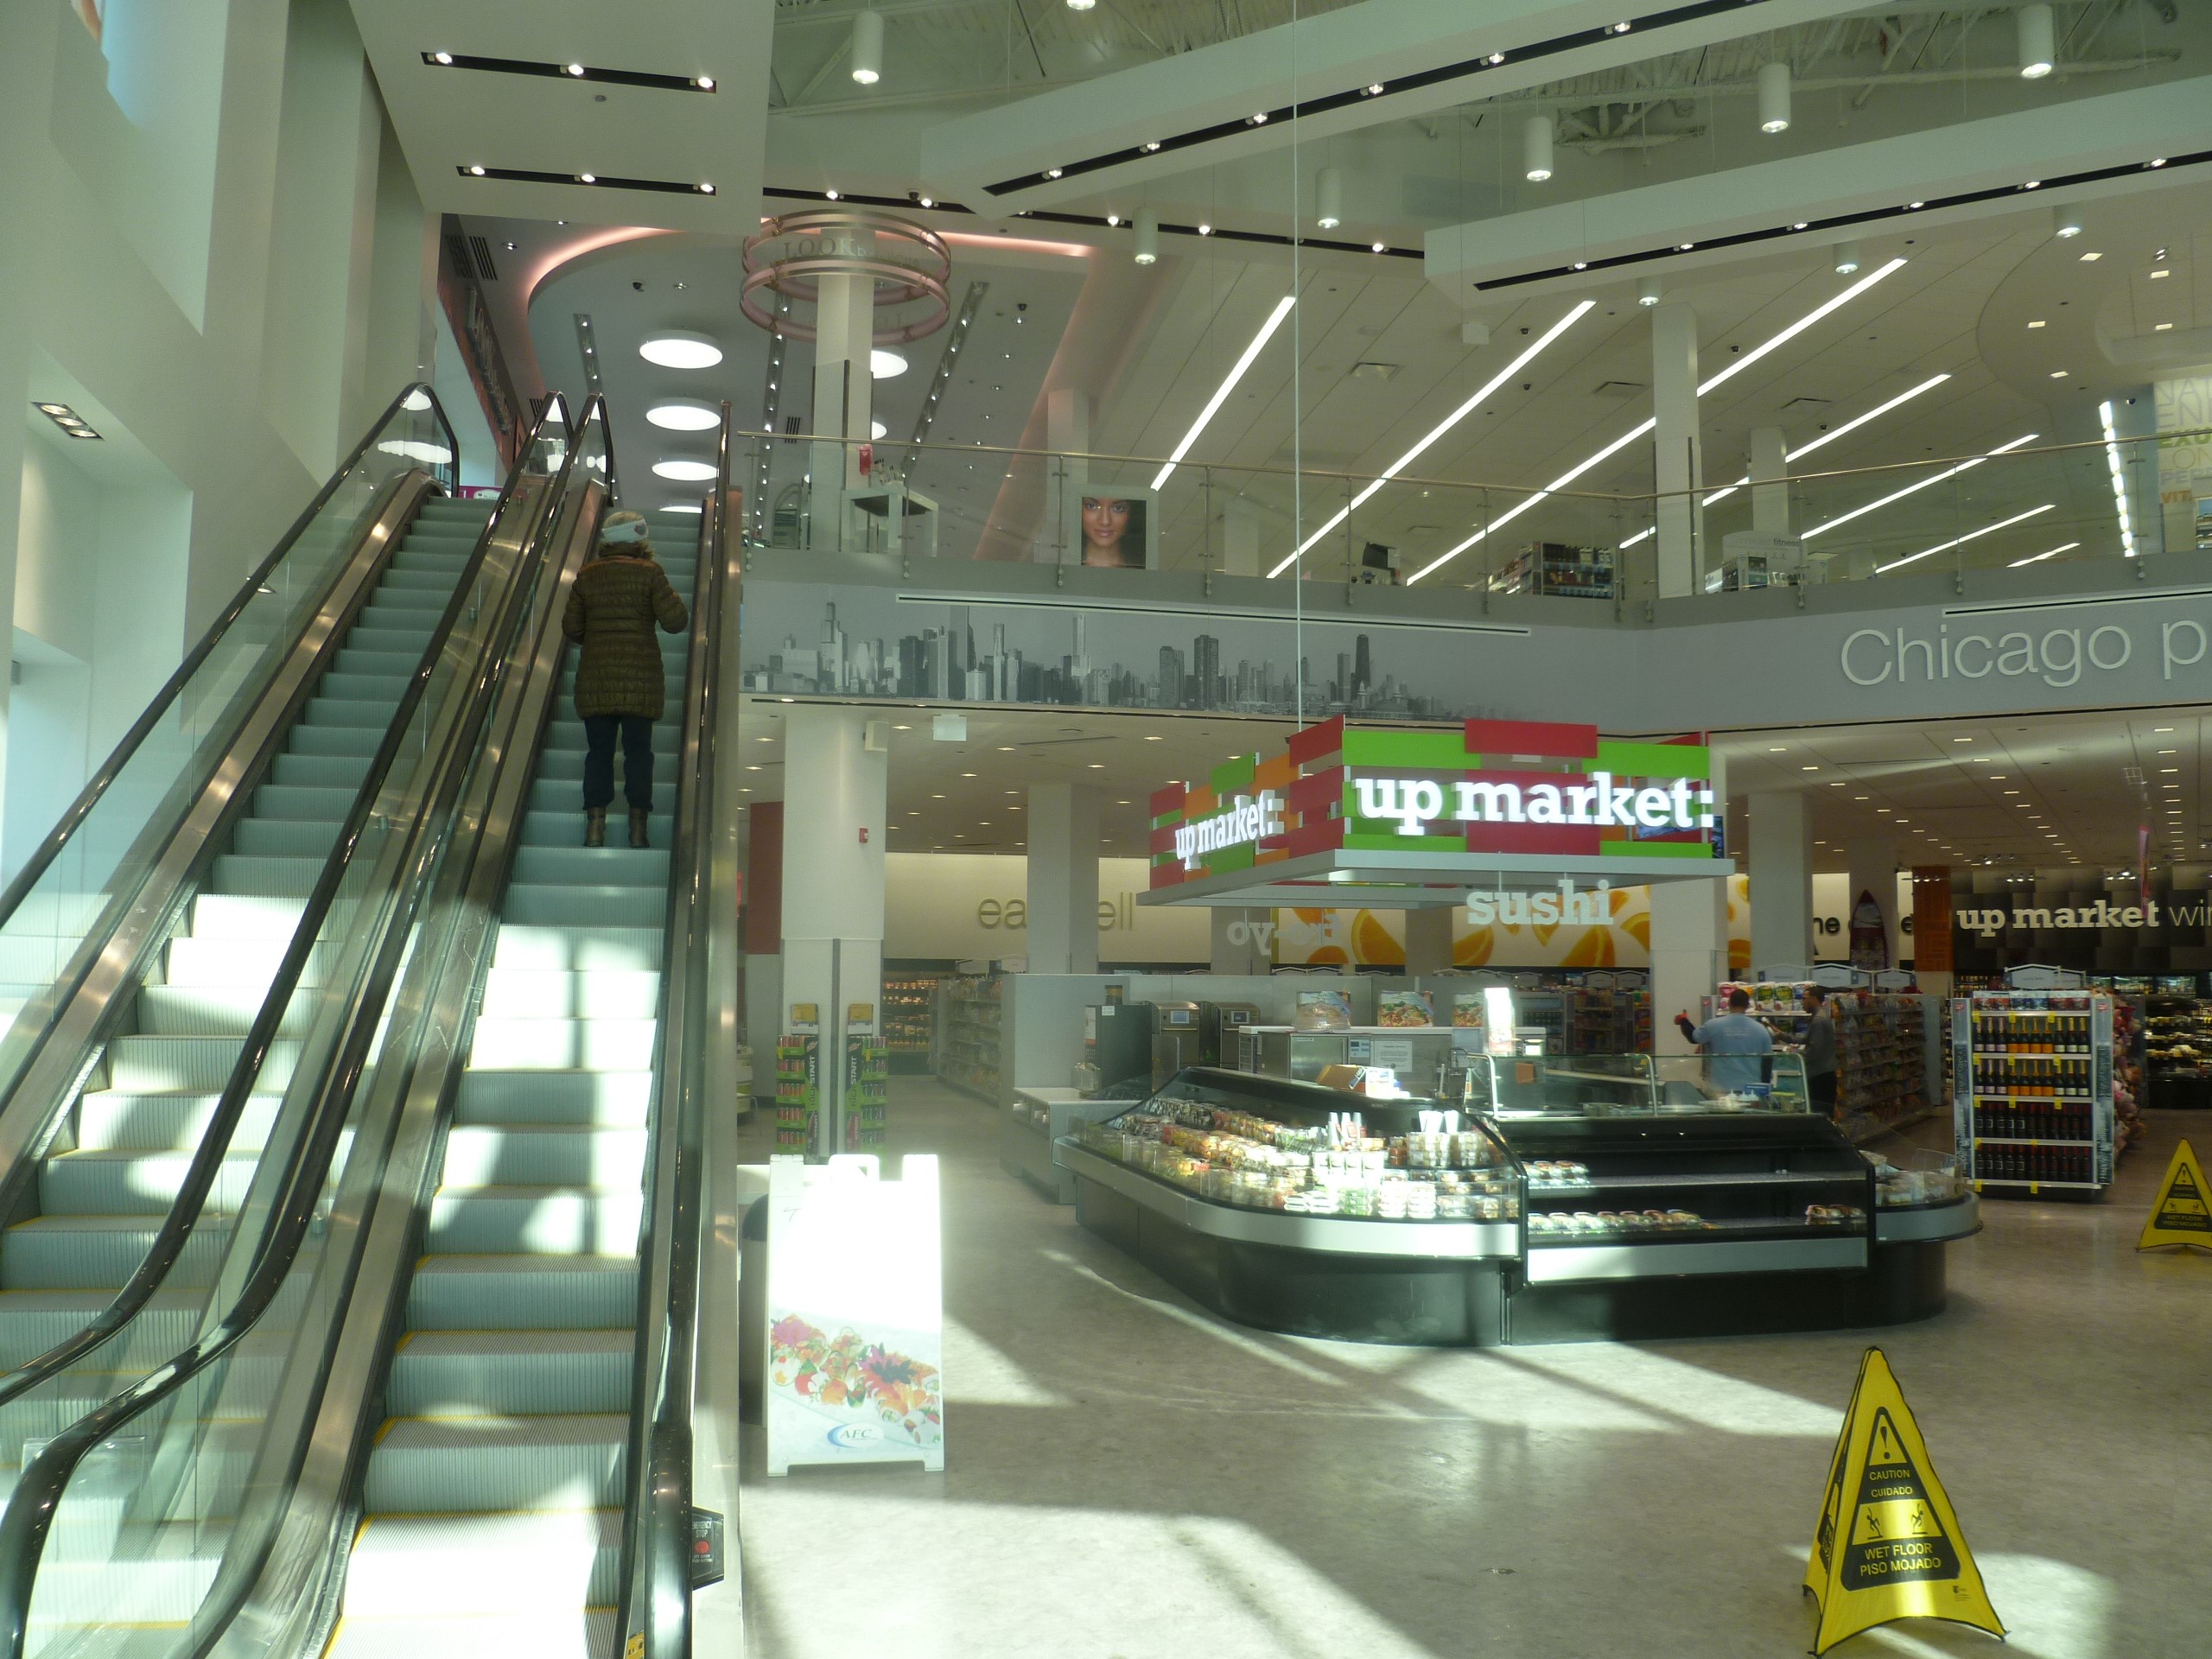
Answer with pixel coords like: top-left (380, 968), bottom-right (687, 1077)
top-left (1026, 782), bottom-right (1101, 974)
top-left (1748, 791), bottom-right (1814, 971)
top-left (1749, 423), bottom-right (1789, 536)
top-left (809, 264), bottom-right (874, 541)
top-left (779, 707), bottom-right (887, 1148)
top-left (1650, 878), bottom-right (1729, 1053)
top-left (1845, 837), bottom-right (1903, 971)
top-left (1211, 908), bottom-right (1273, 974)
top-left (1651, 302), bottom-right (1703, 598)
top-left (1221, 496), bottom-right (1261, 576)
top-left (1403, 907), bottom-right (1455, 976)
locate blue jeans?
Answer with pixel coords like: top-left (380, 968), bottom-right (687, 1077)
top-left (582, 715), bottom-right (653, 811)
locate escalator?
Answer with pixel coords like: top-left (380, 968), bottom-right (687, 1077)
top-left (0, 401), bottom-right (729, 1659)
top-left (0, 494), bottom-right (494, 1459)
top-left (332, 512), bottom-right (696, 1657)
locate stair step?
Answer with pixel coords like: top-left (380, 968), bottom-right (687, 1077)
top-left (526, 779), bottom-right (676, 817)
top-left (405, 1256), bottom-right (638, 1331)
top-left (288, 725), bottom-right (382, 759)
top-left (250, 783), bottom-right (356, 822)
top-left (440, 1127), bottom-right (648, 1190)
top-left (106, 1033), bottom-right (298, 1092)
top-left (478, 970), bottom-right (661, 1021)
top-left (0, 1215), bottom-right (230, 1290)
top-left (209, 855), bottom-right (324, 898)
top-left (454, 1071), bottom-right (653, 1127)
top-left (328, 1606), bottom-right (617, 1659)
top-left (41, 1149), bottom-right (263, 1216)
top-left (389, 1330), bottom-right (632, 1417)
top-left (0, 1289), bottom-right (201, 1369)
top-left (135, 984), bottom-right (309, 1036)
top-left (468, 1019), bottom-right (658, 1072)
top-left (425, 1188), bottom-right (643, 1255)
top-left (508, 848), bottom-right (669, 888)
top-left (489, 927), bottom-right (664, 974)
top-left (363, 1414), bottom-right (626, 1513)
top-left (500, 886), bottom-right (664, 929)
top-left (341, 1510), bottom-right (620, 1620)
top-left (74, 1092), bottom-right (281, 1153)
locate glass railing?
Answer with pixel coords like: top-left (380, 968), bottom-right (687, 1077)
top-left (0, 383), bottom-right (461, 1109)
top-left (734, 423), bottom-right (2204, 604)
top-left (0, 401), bottom-right (604, 1659)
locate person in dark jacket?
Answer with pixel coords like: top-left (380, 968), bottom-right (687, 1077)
top-left (564, 510), bottom-right (688, 848)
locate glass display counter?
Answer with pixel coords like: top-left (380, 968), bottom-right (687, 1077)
top-left (1054, 1055), bottom-right (1977, 1347)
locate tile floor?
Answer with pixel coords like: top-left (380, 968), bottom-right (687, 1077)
top-left (738, 1081), bottom-right (2212, 1658)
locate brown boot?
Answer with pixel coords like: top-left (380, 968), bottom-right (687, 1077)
top-left (629, 807), bottom-right (651, 849)
top-left (585, 808), bottom-right (606, 849)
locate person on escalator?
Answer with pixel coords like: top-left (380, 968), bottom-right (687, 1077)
top-left (565, 509), bottom-right (688, 849)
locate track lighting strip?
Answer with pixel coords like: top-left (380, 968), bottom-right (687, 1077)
top-left (423, 52), bottom-right (715, 92)
top-left (1802, 434), bottom-right (2040, 540)
top-left (1152, 296), bottom-right (1298, 492)
top-left (1702, 372), bottom-right (1951, 505)
top-left (457, 166), bottom-right (716, 196)
top-left (1875, 503), bottom-right (2056, 574)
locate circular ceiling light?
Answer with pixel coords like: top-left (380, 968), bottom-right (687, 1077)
top-left (870, 419), bottom-right (888, 440)
top-left (639, 332), bottom-right (723, 369)
top-left (870, 347), bottom-right (908, 378)
top-left (652, 459), bottom-right (717, 481)
top-left (646, 400), bottom-right (721, 431)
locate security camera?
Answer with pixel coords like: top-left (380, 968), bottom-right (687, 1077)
top-left (1016, 302), bottom-right (1028, 313)
top-left (632, 280), bottom-right (645, 291)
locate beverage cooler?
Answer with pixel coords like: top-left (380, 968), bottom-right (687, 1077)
top-left (1951, 991), bottom-right (2116, 1197)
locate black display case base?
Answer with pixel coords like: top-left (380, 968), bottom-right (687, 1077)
top-left (1076, 1177), bottom-right (1950, 1348)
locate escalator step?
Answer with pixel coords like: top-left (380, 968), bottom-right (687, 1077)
top-left (454, 1070), bottom-right (652, 1126)
top-left (363, 1413), bottom-right (626, 1513)
top-left (329, 1606), bottom-right (617, 1659)
top-left (251, 783), bottom-right (356, 821)
top-left (390, 1330), bottom-right (632, 1417)
top-left (74, 1091), bottom-right (282, 1153)
top-left (135, 983), bottom-right (318, 1036)
top-left (270, 753), bottom-right (373, 789)
top-left (508, 847), bottom-right (670, 888)
top-left (525, 779), bottom-right (676, 816)
top-left (405, 1255), bottom-right (637, 1331)
top-left (231, 818), bottom-right (341, 858)
top-left (488, 926), bottom-right (664, 973)
top-left (40, 1149), bottom-right (264, 1216)
top-left (518, 810), bottom-right (672, 848)
top-left (0, 1288), bottom-right (203, 1370)
top-left (106, 1033), bottom-right (300, 1092)
top-left (425, 1187), bottom-right (643, 1255)
top-left (440, 1126), bottom-right (648, 1189)
top-left (478, 969), bottom-right (661, 1021)
top-left (210, 854), bottom-right (325, 897)
top-left (341, 1510), bottom-right (620, 1619)
top-left (500, 885), bottom-right (664, 928)
top-left (468, 1018), bottom-right (658, 1071)
top-left (0, 1215), bottom-right (231, 1291)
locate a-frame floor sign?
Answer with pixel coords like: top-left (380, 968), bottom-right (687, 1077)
top-left (1804, 1347), bottom-right (2005, 1654)
top-left (2138, 1137), bottom-right (2212, 1252)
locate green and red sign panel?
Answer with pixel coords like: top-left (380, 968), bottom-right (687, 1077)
top-left (1149, 717), bottom-right (1717, 890)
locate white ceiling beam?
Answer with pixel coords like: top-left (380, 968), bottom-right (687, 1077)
top-left (1424, 74), bottom-right (2212, 297)
top-left (918, 0), bottom-right (1873, 207)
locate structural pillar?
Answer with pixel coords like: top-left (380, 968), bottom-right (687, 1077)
top-left (1844, 837), bottom-right (1902, 973)
top-left (1651, 878), bottom-right (1730, 1053)
top-left (1026, 782), bottom-right (1101, 973)
top-left (1210, 908), bottom-right (1274, 974)
top-left (809, 264), bottom-right (874, 544)
top-left (1651, 302), bottom-right (1704, 598)
top-left (1748, 791), bottom-right (1814, 971)
top-left (743, 802), bottom-right (785, 1109)
top-left (779, 707), bottom-right (887, 1153)
top-left (1749, 424), bottom-right (1789, 535)
top-left (1404, 907), bottom-right (1455, 976)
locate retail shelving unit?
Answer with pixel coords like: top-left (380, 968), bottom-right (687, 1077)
top-left (881, 971), bottom-right (938, 1074)
top-left (1951, 990), bottom-right (2116, 1197)
top-left (1487, 542), bottom-right (1615, 600)
top-left (2144, 988), bottom-right (2212, 1109)
top-left (935, 974), bottom-right (1004, 1100)
top-left (1570, 980), bottom-right (1650, 1054)
top-left (843, 1036), bottom-right (888, 1149)
top-left (1718, 977), bottom-right (1934, 1142)
top-left (774, 1035), bottom-right (820, 1155)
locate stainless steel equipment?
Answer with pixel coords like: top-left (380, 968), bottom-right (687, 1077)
top-left (1082, 1000), bottom-right (1155, 1096)
top-left (1151, 1001), bottom-right (1202, 1087)
top-left (1198, 1001), bottom-right (1262, 1065)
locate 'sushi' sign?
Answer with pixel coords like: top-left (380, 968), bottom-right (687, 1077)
top-left (1150, 717), bottom-right (1718, 889)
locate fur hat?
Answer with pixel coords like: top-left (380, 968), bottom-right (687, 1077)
top-left (597, 509), bottom-right (652, 553)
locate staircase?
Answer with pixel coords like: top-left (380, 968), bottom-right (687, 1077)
top-left (330, 514), bottom-right (696, 1659)
top-left (0, 494), bottom-right (497, 1506)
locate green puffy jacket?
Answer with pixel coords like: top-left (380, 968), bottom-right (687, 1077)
top-left (563, 550), bottom-right (689, 719)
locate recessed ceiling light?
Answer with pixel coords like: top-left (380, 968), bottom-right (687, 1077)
top-left (2150, 269), bottom-right (2171, 279)
top-left (2049, 369), bottom-right (2069, 378)
top-left (566, 62), bottom-right (585, 76)
top-left (2026, 320), bottom-right (2046, 328)
top-left (652, 459), bottom-right (717, 481)
top-left (2079, 251), bottom-right (2102, 262)
top-left (646, 401), bottom-right (721, 431)
top-left (871, 348), bottom-right (908, 378)
top-left (2156, 322), bottom-right (2174, 331)
top-left (696, 76), bottom-right (715, 89)
top-left (640, 332), bottom-right (723, 369)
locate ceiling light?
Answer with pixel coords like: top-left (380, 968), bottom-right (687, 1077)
top-left (1134, 208), bottom-right (1159, 264)
top-left (1143, 141), bottom-right (1161, 152)
top-left (1370, 240), bottom-right (1388, 254)
top-left (850, 10), bottom-right (883, 84)
top-left (824, 188), bottom-right (841, 200)
top-left (1804, 433), bottom-right (2038, 540)
top-left (1274, 299), bottom-right (1594, 574)
top-left (1105, 213), bottom-right (1120, 226)
top-left (578, 172), bottom-right (596, 183)
top-left (646, 400), bottom-right (721, 431)
top-left (2156, 322), bottom-right (2174, 332)
top-left (2007, 540), bottom-right (2082, 567)
top-left (2018, 3), bottom-right (2055, 78)
top-left (1250, 111), bottom-right (1268, 125)
top-left (1834, 241), bottom-right (1861, 275)
top-left (566, 62), bottom-right (585, 76)
top-left (433, 51), bottom-right (454, 65)
top-left (1197, 222), bottom-right (1212, 235)
top-left (34, 401), bottom-right (101, 440)
top-left (1872, 499), bottom-right (2053, 571)
top-left (1046, 168), bottom-right (1062, 180)
top-left (871, 348), bottom-right (907, 378)
top-left (1523, 118), bottom-right (1554, 182)
top-left (640, 332), bottom-right (722, 369)
top-left (1068, 0), bottom-right (1096, 8)
top-left (1366, 82), bottom-right (1385, 96)
top-left (1633, 275), bottom-right (1663, 308)
top-left (652, 459), bottom-right (717, 481)
top-left (870, 420), bottom-right (887, 441)
top-left (2100, 398), bottom-right (2138, 557)
top-left (1758, 61), bottom-right (1791, 133)
top-left (467, 164), bottom-right (486, 176)
top-left (2150, 269), bottom-right (2171, 280)
top-left (2027, 319), bottom-right (2046, 328)
top-left (1316, 168), bottom-right (1343, 230)
top-left (1699, 258), bottom-right (1905, 394)
top-left (2049, 370), bottom-right (2069, 378)
top-left (1153, 294), bottom-right (1295, 492)
top-left (2079, 251), bottom-right (2102, 262)
top-left (1706, 374), bottom-right (1954, 505)
top-left (696, 76), bottom-right (715, 89)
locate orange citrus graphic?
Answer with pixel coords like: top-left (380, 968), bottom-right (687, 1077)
top-left (1304, 945), bottom-right (1351, 967)
top-left (1560, 927), bottom-right (1618, 968)
top-left (1354, 911), bottom-right (1405, 965)
top-left (1453, 928), bottom-right (1495, 966)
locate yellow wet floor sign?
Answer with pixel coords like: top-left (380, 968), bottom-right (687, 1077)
top-left (2138, 1137), bottom-right (2212, 1252)
top-left (1804, 1347), bottom-right (2004, 1654)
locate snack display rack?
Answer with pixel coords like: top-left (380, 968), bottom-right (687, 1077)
top-left (934, 974), bottom-right (1003, 1100)
top-left (1949, 990), bottom-right (2116, 1196)
top-left (1570, 981), bottom-right (1651, 1054)
top-left (880, 972), bottom-right (938, 1073)
top-left (1487, 541), bottom-right (1615, 600)
top-left (773, 1035), bottom-right (820, 1155)
top-left (842, 1037), bottom-right (888, 1151)
top-left (1057, 1057), bottom-right (1976, 1346)
top-left (2145, 989), bottom-right (2212, 1109)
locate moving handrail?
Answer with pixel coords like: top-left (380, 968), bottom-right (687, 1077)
top-left (614, 405), bottom-right (734, 1659)
top-left (0, 396), bottom-right (571, 1421)
top-left (0, 404), bottom-right (601, 1659)
top-left (0, 384), bottom-right (465, 1206)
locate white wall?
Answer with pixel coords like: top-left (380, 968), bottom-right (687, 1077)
top-left (0, 0), bottom-right (437, 860)
top-left (886, 852), bottom-right (1210, 963)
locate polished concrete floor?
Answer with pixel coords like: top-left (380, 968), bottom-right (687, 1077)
top-left (737, 1081), bottom-right (2212, 1658)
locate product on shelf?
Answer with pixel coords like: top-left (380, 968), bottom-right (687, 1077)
top-left (1488, 541), bottom-right (1616, 600)
top-left (2144, 991), bottom-right (2212, 1109)
top-left (1713, 981), bottom-right (1929, 1138)
top-left (843, 1038), bottom-right (888, 1151)
top-left (934, 974), bottom-right (1002, 1097)
top-left (775, 1035), bottom-right (820, 1155)
top-left (880, 974), bottom-right (938, 1066)
top-left (1952, 990), bottom-right (2118, 1193)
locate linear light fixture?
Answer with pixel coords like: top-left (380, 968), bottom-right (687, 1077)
top-left (1618, 526), bottom-right (1655, 548)
top-left (1702, 372), bottom-right (1951, 505)
top-left (33, 401), bottom-right (101, 440)
top-left (1801, 433), bottom-right (2040, 540)
top-left (421, 51), bottom-right (717, 92)
top-left (1268, 300), bottom-right (1594, 576)
top-left (2100, 399), bottom-right (2138, 557)
top-left (2009, 540), bottom-right (2081, 567)
top-left (1150, 295), bottom-right (1296, 491)
top-left (1407, 265), bottom-right (1905, 583)
top-left (1876, 503), bottom-right (2056, 573)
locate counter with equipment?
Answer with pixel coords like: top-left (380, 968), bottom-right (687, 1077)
top-left (1055, 1053), bottom-right (1976, 1346)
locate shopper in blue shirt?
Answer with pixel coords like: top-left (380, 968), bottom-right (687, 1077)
top-left (1674, 988), bottom-right (1774, 1095)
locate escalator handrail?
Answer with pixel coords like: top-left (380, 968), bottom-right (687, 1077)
top-left (0, 400), bottom-right (603, 1659)
top-left (0, 380), bottom-right (458, 929)
top-left (616, 404), bottom-right (734, 1658)
top-left (0, 393), bottom-right (572, 1415)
